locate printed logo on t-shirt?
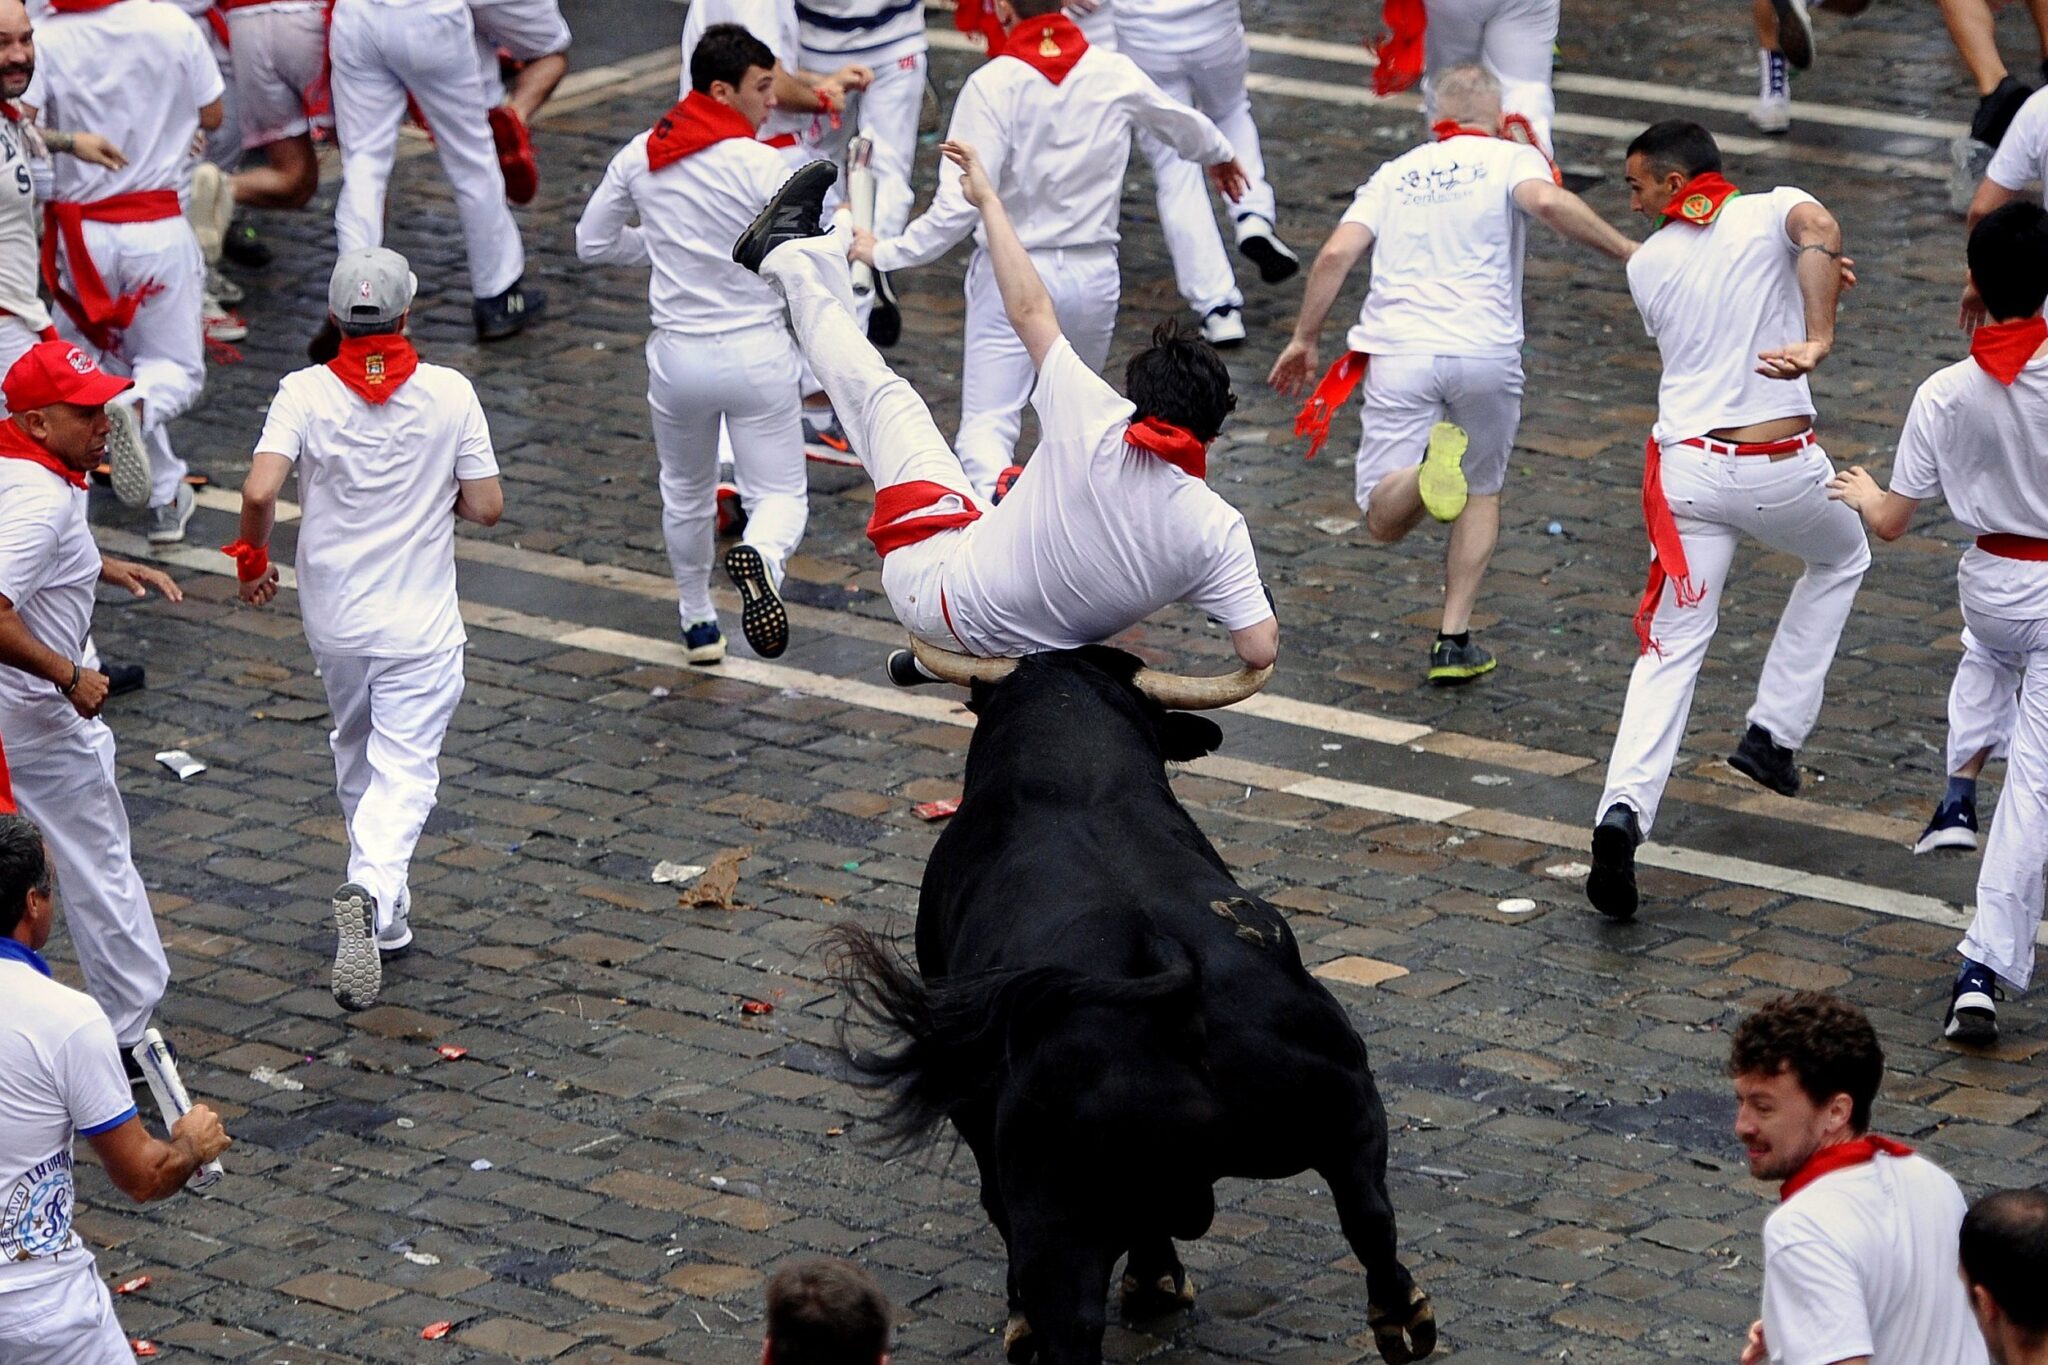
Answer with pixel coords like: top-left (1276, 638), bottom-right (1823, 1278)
top-left (1392, 160), bottom-right (1486, 207)
top-left (2, 1150), bottom-right (77, 1262)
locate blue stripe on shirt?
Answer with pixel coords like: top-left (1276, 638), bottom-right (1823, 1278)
top-left (78, 1105), bottom-right (137, 1137)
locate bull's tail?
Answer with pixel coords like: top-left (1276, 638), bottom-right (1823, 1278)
top-left (821, 923), bottom-right (1198, 1153)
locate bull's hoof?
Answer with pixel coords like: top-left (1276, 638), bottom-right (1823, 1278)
top-left (1365, 1286), bottom-right (1436, 1364)
top-left (1003, 1312), bottom-right (1036, 1362)
top-left (1119, 1268), bottom-right (1197, 1318)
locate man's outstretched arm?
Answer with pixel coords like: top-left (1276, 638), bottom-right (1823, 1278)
top-left (943, 140), bottom-right (1063, 370)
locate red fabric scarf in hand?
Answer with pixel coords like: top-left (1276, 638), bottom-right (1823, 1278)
top-left (1970, 315), bottom-right (2048, 385)
top-left (1124, 417), bottom-right (1207, 480)
top-left (327, 334), bottom-right (418, 405)
top-left (953, 0), bottom-right (1008, 57)
top-left (1659, 171), bottom-right (1741, 228)
top-left (647, 90), bottom-right (756, 172)
top-left (1371, 0), bottom-right (1425, 96)
top-left (998, 12), bottom-right (1087, 84)
top-left (0, 417), bottom-right (84, 488)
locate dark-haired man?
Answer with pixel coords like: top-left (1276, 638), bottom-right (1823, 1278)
top-left (1729, 992), bottom-right (1985, 1365)
top-left (763, 1256), bottom-right (891, 1364)
top-left (1962, 1189), bottom-right (2048, 1364)
top-left (1586, 117), bottom-right (1867, 921)
top-left (736, 144), bottom-right (1277, 671)
top-left (578, 24), bottom-right (809, 664)
top-left (1829, 201), bottom-right (2048, 1047)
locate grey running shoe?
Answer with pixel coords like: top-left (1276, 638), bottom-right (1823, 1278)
top-left (147, 482), bottom-right (195, 545)
top-left (331, 882), bottom-right (382, 1011)
top-left (1950, 136), bottom-right (1995, 216)
top-left (105, 398), bottom-right (150, 508)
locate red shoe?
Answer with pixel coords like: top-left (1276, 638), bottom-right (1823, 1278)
top-left (489, 105), bottom-right (538, 205)
top-left (715, 482), bottom-right (748, 538)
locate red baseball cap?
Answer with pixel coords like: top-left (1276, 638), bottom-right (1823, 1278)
top-left (2, 340), bottom-right (132, 413)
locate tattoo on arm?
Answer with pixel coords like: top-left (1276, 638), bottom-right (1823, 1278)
top-left (1796, 242), bottom-right (1842, 259)
top-left (41, 128), bottom-right (72, 153)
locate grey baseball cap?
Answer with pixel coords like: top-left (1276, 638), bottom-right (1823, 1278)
top-left (328, 247), bottom-right (417, 328)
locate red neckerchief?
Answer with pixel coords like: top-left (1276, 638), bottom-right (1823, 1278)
top-left (646, 90), bottom-right (756, 173)
top-left (1779, 1135), bottom-right (1913, 1202)
top-left (0, 417), bottom-right (85, 489)
top-left (1124, 417), bottom-right (1208, 480)
top-left (1658, 171), bottom-right (1742, 228)
top-left (326, 333), bottom-right (418, 405)
top-left (1432, 120), bottom-right (1491, 142)
top-left (953, 0), bottom-right (1008, 57)
top-left (1970, 315), bottom-right (2048, 385)
top-left (1371, 0), bottom-right (1425, 96)
top-left (0, 103), bottom-right (18, 124)
top-left (998, 13), bottom-right (1087, 85)
top-left (1294, 352), bottom-right (1367, 461)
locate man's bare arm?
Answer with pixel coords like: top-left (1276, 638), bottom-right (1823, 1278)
top-left (1757, 201), bottom-right (1844, 379)
top-left (1512, 179), bottom-right (1635, 260)
top-left (944, 140), bottom-right (1062, 369)
top-left (1268, 222), bottom-right (1373, 396)
top-left (1230, 616), bottom-right (1278, 671)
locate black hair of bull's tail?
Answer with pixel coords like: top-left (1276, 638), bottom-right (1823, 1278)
top-left (821, 923), bottom-right (1199, 1154)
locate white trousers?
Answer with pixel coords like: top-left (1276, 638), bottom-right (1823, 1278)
top-left (317, 646), bottom-right (465, 936)
top-left (8, 722), bottom-right (169, 1049)
top-left (54, 218), bottom-right (202, 508)
top-left (331, 0), bottom-right (524, 299)
top-left (803, 39), bottom-right (927, 244)
top-left (1422, 0), bottom-right (1559, 156)
top-left (647, 324), bottom-right (807, 626)
top-left (1958, 610), bottom-right (2048, 991)
top-left (1354, 352), bottom-right (1523, 511)
top-left (956, 244), bottom-right (1118, 497)
top-left (0, 1251), bottom-right (128, 1364)
top-left (1596, 442), bottom-right (1870, 835)
top-left (1946, 626), bottom-right (2020, 773)
top-left (1123, 27), bottom-right (1266, 316)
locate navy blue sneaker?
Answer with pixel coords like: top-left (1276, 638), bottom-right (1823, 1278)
top-left (1914, 796), bottom-right (1980, 855)
top-left (1944, 960), bottom-right (2001, 1044)
top-left (683, 619), bottom-right (725, 666)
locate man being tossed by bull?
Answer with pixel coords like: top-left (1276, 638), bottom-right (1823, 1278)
top-left (732, 149), bottom-right (1280, 683)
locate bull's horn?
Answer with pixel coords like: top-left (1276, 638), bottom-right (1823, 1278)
top-left (1132, 662), bottom-right (1273, 710)
top-left (909, 636), bottom-right (1019, 685)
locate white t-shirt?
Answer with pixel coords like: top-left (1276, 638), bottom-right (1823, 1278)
top-left (576, 131), bottom-right (794, 334)
top-left (0, 956), bottom-right (136, 1296)
top-left (1341, 136), bottom-right (1554, 359)
top-left (0, 457), bottom-right (98, 752)
top-left (0, 111), bottom-right (50, 330)
top-left (1891, 352), bottom-right (2048, 620)
top-left (1761, 1151), bottom-right (1987, 1365)
top-left (25, 0), bottom-right (223, 202)
top-left (1628, 187), bottom-right (1818, 445)
top-left (794, 0), bottom-right (926, 59)
top-left (1986, 86), bottom-right (2048, 192)
top-left (941, 338), bottom-right (1271, 655)
top-left (1112, 0), bottom-right (1240, 53)
top-left (255, 362), bottom-right (498, 658)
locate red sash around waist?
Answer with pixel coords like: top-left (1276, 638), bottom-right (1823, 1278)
top-left (866, 479), bottom-right (982, 557)
top-left (40, 189), bottom-right (181, 351)
top-left (1978, 533), bottom-right (2048, 561)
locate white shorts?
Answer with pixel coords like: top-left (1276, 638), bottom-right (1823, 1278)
top-left (468, 0), bottom-right (570, 59)
top-left (1353, 352), bottom-right (1524, 514)
top-left (226, 3), bottom-right (334, 148)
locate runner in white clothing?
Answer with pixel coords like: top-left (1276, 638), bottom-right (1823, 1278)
top-left (577, 24), bottom-right (808, 666)
top-left (736, 147), bottom-right (1278, 671)
top-left (1270, 66), bottom-right (1633, 686)
top-left (1585, 119), bottom-right (1866, 922)
top-left (230, 248), bottom-right (505, 1013)
top-left (1829, 203), bottom-right (2048, 1048)
top-left (468, 0), bottom-right (571, 204)
top-left (220, 0), bottom-right (334, 214)
top-left (853, 0), bottom-right (1244, 498)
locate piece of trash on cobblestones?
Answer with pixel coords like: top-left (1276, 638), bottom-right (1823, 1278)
top-left (708, 1176), bottom-right (728, 1189)
top-left (739, 998), bottom-right (773, 1016)
top-left (1546, 521), bottom-right (1565, 536)
top-left (840, 860), bottom-right (861, 872)
top-left (131, 1342), bottom-right (158, 1357)
top-left (153, 750), bottom-right (205, 780)
top-left (420, 1322), bottom-right (454, 1341)
top-left (249, 1066), bottom-right (304, 1092)
top-left (649, 685), bottom-right (671, 698)
top-left (1321, 743), bottom-right (1341, 751)
top-left (1470, 773), bottom-right (1511, 787)
top-left (912, 799), bottom-right (959, 821)
top-left (1544, 862), bottom-right (1592, 879)
top-left (650, 860), bottom-right (705, 884)
top-left (469, 1159), bottom-right (493, 1171)
top-left (826, 1127), bottom-right (845, 1137)
top-left (1416, 1165), bottom-right (1470, 1181)
top-left (1312, 516), bottom-right (1358, 536)
top-left (681, 846), bottom-right (751, 910)
top-left (403, 1251), bottom-right (440, 1266)
top-left (394, 1117), bottom-right (416, 1129)
top-left (114, 1275), bottom-right (150, 1295)
top-left (1496, 899), bottom-right (1539, 915)
top-left (435, 1045), bottom-right (468, 1061)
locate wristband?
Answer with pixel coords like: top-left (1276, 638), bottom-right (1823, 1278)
top-left (58, 663), bottom-right (78, 696)
top-left (220, 539), bottom-right (269, 583)
top-left (817, 89), bottom-right (840, 131)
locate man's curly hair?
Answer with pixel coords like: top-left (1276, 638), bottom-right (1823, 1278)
top-left (1728, 992), bottom-right (1883, 1132)
top-left (1125, 320), bottom-right (1238, 445)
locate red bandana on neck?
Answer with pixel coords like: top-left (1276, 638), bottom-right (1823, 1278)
top-left (1660, 172), bottom-right (1741, 228)
top-left (0, 103), bottom-right (18, 124)
top-left (647, 91), bottom-right (756, 173)
top-left (0, 418), bottom-right (85, 488)
top-left (1431, 120), bottom-right (1491, 142)
top-left (998, 13), bottom-right (1087, 84)
top-left (1970, 315), bottom-right (2048, 385)
top-left (1371, 0), bottom-right (1426, 96)
top-left (1779, 1135), bottom-right (1913, 1202)
top-left (327, 334), bottom-right (419, 405)
top-left (1124, 417), bottom-right (1207, 479)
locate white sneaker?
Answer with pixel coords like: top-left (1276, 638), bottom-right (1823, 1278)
top-left (1749, 50), bottom-right (1792, 133)
top-left (376, 907), bottom-right (413, 957)
top-left (1201, 305), bottom-right (1246, 348)
top-left (330, 882), bottom-right (382, 1012)
top-left (1950, 136), bottom-right (1995, 216)
top-left (186, 162), bottom-right (233, 266)
top-left (147, 481), bottom-right (195, 545)
top-left (203, 293), bottom-right (248, 343)
top-left (104, 398), bottom-right (151, 508)
top-left (207, 268), bottom-right (244, 305)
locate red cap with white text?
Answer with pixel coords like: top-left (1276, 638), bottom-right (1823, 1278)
top-left (2, 339), bottom-right (132, 413)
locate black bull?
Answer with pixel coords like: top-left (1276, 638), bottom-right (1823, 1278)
top-left (827, 648), bottom-right (1436, 1365)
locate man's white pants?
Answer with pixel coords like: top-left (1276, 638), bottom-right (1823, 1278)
top-left (317, 647), bottom-right (465, 937)
top-left (1422, 0), bottom-right (1559, 156)
top-left (803, 38), bottom-right (927, 245)
top-left (331, 0), bottom-right (524, 299)
top-left (1946, 626), bottom-right (2020, 773)
top-left (647, 324), bottom-right (807, 627)
top-left (7, 722), bottom-right (169, 1049)
top-left (55, 219), bottom-right (203, 508)
top-left (1596, 442), bottom-right (1870, 835)
top-left (0, 1250), bottom-right (129, 1363)
top-left (1123, 27), bottom-right (1267, 316)
top-left (1958, 610), bottom-right (2048, 992)
top-left (956, 244), bottom-right (1117, 497)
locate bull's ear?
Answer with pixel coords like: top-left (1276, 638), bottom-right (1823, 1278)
top-left (966, 678), bottom-right (997, 714)
top-left (1157, 712), bottom-right (1223, 763)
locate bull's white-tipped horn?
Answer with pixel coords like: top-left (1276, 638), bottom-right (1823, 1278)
top-left (1132, 662), bottom-right (1273, 710)
top-left (909, 636), bottom-right (1020, 686)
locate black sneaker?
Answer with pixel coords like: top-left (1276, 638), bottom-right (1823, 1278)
top-left (715, 482), bottom-right (748, 538)
top-left (724, 543), bottom-right (788, 658)
top-left (1772, 0), bottom-right (1814, 69)
top-left (1235, 216), bottom-right (1301, 284)
top-left (1944, 960), bottom-right (2001, 1045)
top-left (868, 270), bottom-right (901, 347)
top-left (104, 663), bottom-right (145, 697)
top-left (1974, 75), bottom-right (2034, 147)
top-left (222, 222), bottom-right (272, 268)
top-left (1914, 795), bottom-right (1980, 855)
top-left (474, 279), bottom-right (545, 341)
top-left (1586, 803), bottom-right (1640, 921)
top-left (1427, 636), bottom-right (1495, 686)
top-left (308, 317), bottom-right (341, 364)
top-left (1728, 723), bottom-right (1800, 796)
top-left (732, 160), bottom-right (838, 274)
top-left (886, 648), bottom-right (939, 688)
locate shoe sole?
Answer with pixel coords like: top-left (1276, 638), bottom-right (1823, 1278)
top-left (725, 544), bottom-right (788, 658)
top-left (106, 404), bottom-right (151, 509)
top-left (1914, 827), bottom-right (1980, 855)
top-left (1727, 750), bottom-right (1799, 797)
top-left (1945, 1006), bottom-right (1997, 1045)
top-left (331, 883), bottom-right (382, 1011)
top-left (1749, 112), bottom-right (1791, 136)
top-left (804, 442), bottom-right (862, 467)
top-left (1586, 823), bottom-right (1638, 920)
top-left (1238, 235), bottom-right (1300, 285)
top-left (1203, 325), bottom-right (1247, 350)
top-left (1428, 657), bottom-right (1496, 686)
top-left (489, 106), bottom-right (539, 205)
top-left (1417, 422), bottom-right (1469, 523)
top-left (205, 318), bottom-right (249, 342)
top-left (868, 295), bottom-right (902, 348)
top-left (686, 640), bottom-right (726, 666)
top-left (732, 161), bottom-right (839, 271)
top-left (1772, 0), bottom-right (1814, 68)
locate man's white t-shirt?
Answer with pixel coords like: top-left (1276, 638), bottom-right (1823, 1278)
top-left (0, 956), bottom-right (136, 1296)
top-left (1891, 352), bottom-right (2048, 620)
top-left (941, 339), bottom-right (1271, 655)
top-left (1986, 86), bottom-right (2048, 193)
top-left (1628, 187), bottom-right (1818, 446)
top-left (0, 110), bottom-right (50, 330)
top-left (794, 0), bottom-right (926, 59)
top-left (1341, 136), bottom-right (1554, 359)
top-left (25, 0), bottom-right (223, 201)
top-left (255, 362), bottom-right (499, 659)
top-left (0, 459), bottom-right (98, 752)
top-left (1760, 1151), bottom-right (1988, 1365)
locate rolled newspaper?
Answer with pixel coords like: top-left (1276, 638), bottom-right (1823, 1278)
top-left (848, 132), bottom-right (877, 300)
top-left (130, 1029), bottom-right (222, 1190)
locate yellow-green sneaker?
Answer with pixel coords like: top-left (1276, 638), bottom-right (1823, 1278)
top-left (1417, 421), bottom-right (1470, 523)
top-left (1428, 636), bottom-right (1496, 685)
